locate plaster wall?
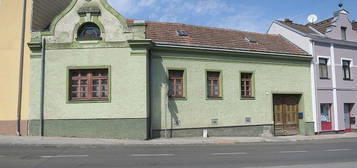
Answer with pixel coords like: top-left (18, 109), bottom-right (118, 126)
top-left (325, 12), bottom-right (357, 42)
top-left (268, 23), bottom-right (311, 54)
top-left (29, 48), bottom-right (148, 120)
top-left (0, 0), bottom-right (31, 135)
top-left (150, 51), bottom-right (313, 132)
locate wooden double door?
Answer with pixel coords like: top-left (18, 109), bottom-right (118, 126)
top-left (273, 95), bottom-right (300, 136)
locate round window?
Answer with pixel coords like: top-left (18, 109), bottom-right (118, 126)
top-left (77, 22), bottom-right (101, 40)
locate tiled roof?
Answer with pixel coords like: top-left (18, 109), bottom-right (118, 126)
top-left (309, 18), bottom-right (333, 33)
top-left (353, 22), bottom-right (357, 31)
top-left (145, 21), bottom-right (308, 56)
top-left (32, 0), bottom-right (72, 31)
top-left (278, 18), bottom-right (334, 35)
top-left (277, 21), bottom-right (316, 34)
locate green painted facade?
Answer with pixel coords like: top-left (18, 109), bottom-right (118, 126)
top-left (28, 0), bottom-right (314, 139)
top-left (29, 119), bottom-right (147, 139)
top-left (150, 49), bottom-right (314, 137)
top-left (28, 0), bottom-right (150, 139)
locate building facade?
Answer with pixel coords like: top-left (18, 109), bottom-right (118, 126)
top-left (268, 9), bottom-right (357, 133)
top-left (0, 0), bottom-right (31, 135)
top-left (27, 0), bottom-right (314, 139)
top-left (0, 0), bottom-right (71, 136)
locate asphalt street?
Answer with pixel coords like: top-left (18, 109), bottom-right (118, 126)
top-left (0, 138), bottom-right (357, 168)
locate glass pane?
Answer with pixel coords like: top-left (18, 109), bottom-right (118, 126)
top-left (320, 104), bottom-right (330, 122)
top-left (102, 92), bottom-right (107, 97)
top-left (93, 80), bottom-right (99, 85)
top-left (92, 71), bottom-right (99, 76)
top-left (71, 93), bottom-right (77, 98)
top-left (71, 71), bottom-right (79, 76)
top-left (71, 80), bottom-right (78, 85)
top-left (320, 65), bottom-right (328, 78)
top-left (79, 23), bottom-right (101, 39)
top-left (102, 86), bottom-right (107, 91)
top-left (207, 80), bottom-right (211, 96)
top-left (213, 80), bottom-right (219, 96)
top-left (101, 79), bottom-right (108, 85)
top-left (92, 86), bottom-right (98, 91)
top-left (81, 80), bottom-right (87, 85)
top-left (80, 72), bottom-right (87, 77)
top-left (80, 86), bottom-right (87, 91)
top-left (71, 86), bottom-right (78, 91)
top-left (170, 70), bottom-right (183, 78)
top-left (208, 72), bottom-right (220, 78)
top-left (176, 80), bottom-right (182, 96)
top-left (92, 92), bottom-right (98, 97)
top-left (100, 71), bottom-right (108, 77)
top-left (169, 80), bottom-right (174, 96)
top-left (80, 92), bottom-right (87, 98)
top-left (319, 58), bottom-right (327, 65)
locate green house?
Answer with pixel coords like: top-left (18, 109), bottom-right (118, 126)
top-left (28, 0), bottom-right (314, 139)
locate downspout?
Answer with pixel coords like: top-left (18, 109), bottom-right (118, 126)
top-left (148, 50), bottom-right (152, 139)
top-left (16, 0), bottom-right (27, 136)
top-left (40, 38), bottom-right (46, 136)
top-left (311, 41), bottom-right (319, 134)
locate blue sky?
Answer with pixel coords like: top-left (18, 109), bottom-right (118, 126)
top-left (108, 0), bottom-right (357, 33)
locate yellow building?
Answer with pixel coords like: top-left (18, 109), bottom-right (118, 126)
top-left (0, 0), bottom-right (71, 135)
top-left (0, 0), bottom-right (31, 135)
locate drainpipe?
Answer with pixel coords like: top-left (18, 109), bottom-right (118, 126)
top-left (148, 50), bottom-right (152, 139)
top-left (16, 0), bottom-right (27, 136)
top-left (40, 38), bottom-right (46, 136)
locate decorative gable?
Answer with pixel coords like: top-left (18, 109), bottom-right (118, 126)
top-left (41, 0), bottom-right (140, 44)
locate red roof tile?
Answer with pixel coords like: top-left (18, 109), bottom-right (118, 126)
top-left (278, 18), bottom-right (334, 35)
top-left (145, 21), bottom-right (308, 56)
top-left (309, 18), bottom-right (333, 33)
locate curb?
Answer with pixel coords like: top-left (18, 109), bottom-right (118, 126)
top-left (0, 133), bottom-right (356, 147)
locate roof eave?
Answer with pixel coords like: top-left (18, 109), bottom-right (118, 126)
top-left (152, 42), bottom-right (312, 59)
top-left (310, 36), bottom-right (357, 47)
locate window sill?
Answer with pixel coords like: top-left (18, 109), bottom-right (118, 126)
top-left (76, 37), bottom-right (102, 41)
top-left (206, 97), bottom-right (223, 100)
top-left (67, 99), bottom-right (110, 104)
top-left (169, 97), bottom-right (187, 101)
top-left (320, 77), bottom-right (330, 80)
top-left (241, 97), bottom-right (255, 100)
top-left (343, 79), bottom-right (353, 81)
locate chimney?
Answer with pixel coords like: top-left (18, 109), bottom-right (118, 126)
top-left (284, 18), bottom-right (293, 24)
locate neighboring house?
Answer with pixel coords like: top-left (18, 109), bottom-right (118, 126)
top-left (0, 0), bottom-right (71, 136)
top-left (27, 0), bottom-right (314, 139)
top-left (268, 8), bottom-right (357, 133)
top-left (0, 0), bottom-right (31, 136)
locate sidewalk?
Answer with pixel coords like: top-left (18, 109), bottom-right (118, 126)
top-left (0, 133), bottom-right (357, 147)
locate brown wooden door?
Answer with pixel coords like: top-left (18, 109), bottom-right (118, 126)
top-left (273, 95), bottom-right (299, 136)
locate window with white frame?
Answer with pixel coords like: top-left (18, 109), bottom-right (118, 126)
top-left (342, 60), bottom-right (352, 80)
top-left (319, 58), bottom-right (329, 79)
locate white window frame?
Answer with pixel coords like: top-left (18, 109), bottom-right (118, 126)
top-left (317, 56), bottom-right (331, 65)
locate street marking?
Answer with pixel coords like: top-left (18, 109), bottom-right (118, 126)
top-left (211, 152), bottom-right (248, 155)
top-left (279, 150), bottom-right (308, 154)
top-left (131, 154), bottom-right (175, 157)
top-left (324, 149), bottom-right (352, 152)
top-left (41, 155), bottom-right (88, 158)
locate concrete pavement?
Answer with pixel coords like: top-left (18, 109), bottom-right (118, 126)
top-left (0, 132), bottom-right (357, 146)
